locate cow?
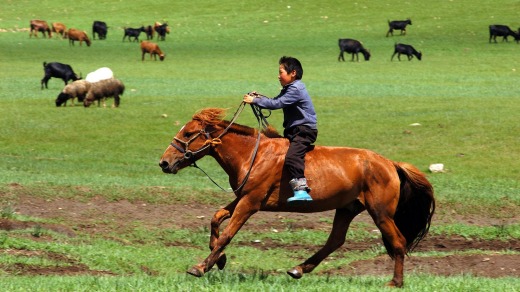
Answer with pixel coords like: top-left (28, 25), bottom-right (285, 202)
top-left (386, 19), bottom-right (412, 37)
top-left (41, 62), bottom-right (81, 89)
top-left (154, 22), bottom-right (169, 41)
top-left (123, 26), bottom-right (145, 42)
top-left (51, 22), bottom-right (67, 39)
top-left (391, 43), bottom-right (422, 61)
top-left (30, 20), bottom-right (52, 38)
top-left (489, 25), bottom-right (520, 43)
top-left (338, 38), bottom-right (371, 62)
top-left (92, 21), bottom-right (108, 40)
top-left (140, 41), bottom-right (165, 61)
top-left (144, 25), bottom-right (154, 40)
top-left (67, 28), bottom-right (91, 46)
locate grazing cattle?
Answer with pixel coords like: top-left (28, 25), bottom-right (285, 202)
top-left (391, 43), bottom-right (422, 61)
top-left (154, 22), bottom-right (170, 41)
top-left (67, 28), bottom-right (91, 46)
top-left (123, 26), bottom-right (145, 42)
top-left (338, 38), bottom-right (371, 62)
top-left (489, 25), bottom-right (520, 43)
top-left (140, 41), bottom-right (165, 61)
top-left (41, 62), bottom-right (81, 89)
top-left (386, 19), bottom-right (412, 37)
top-left (30, 20), bottom-right (52, 38)
top-left (144, 25), bottom-right (154, 40)
top-left (51, 22), bottom-right (67, 39)
top-left (92, 21), bottom-right (108, 40)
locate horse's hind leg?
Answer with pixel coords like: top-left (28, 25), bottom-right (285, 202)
top-left (366, 201), bottom-right (407, 287)
top-left (287, 201), bottom-right (365, 279)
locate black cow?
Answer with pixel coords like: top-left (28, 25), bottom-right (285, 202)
top-left (144, 25), bottom-right (154, 40)
top-left (489, 25), bottom-right (520, 43)
top-left (338, 38), bottom-right (371, 62)
top-left (391, 43), bottom-right (422, 61)
top-left (41, 62), bottom-right (80, 89)
top-left (122, 26), bottom-right (145, 42)
top-left (155, 23), bottom-right (169, 41)
top-left (92, 21), bottom-right (108, 40)
top-left (386, 19), bottom-right (412, 37)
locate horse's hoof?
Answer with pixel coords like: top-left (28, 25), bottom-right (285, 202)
top-left (385, 279), bottom-right (403, 288)
top-left (287, 266), bottom-right (303, 279)
top-left (187, 266), bottom-right (204, 277)
top-left (217, 253), bottom-right (227, 270)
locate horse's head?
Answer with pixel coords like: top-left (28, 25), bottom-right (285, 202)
top-left (159, 108), bottom-right (227, 174)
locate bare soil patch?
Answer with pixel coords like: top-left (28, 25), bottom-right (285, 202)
top-left (1, 193), bottom-right (519, 278)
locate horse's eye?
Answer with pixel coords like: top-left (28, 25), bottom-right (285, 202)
top-left (184, 132), bottom-right (193, 138)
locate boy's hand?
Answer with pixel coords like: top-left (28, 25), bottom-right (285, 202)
top-left (243, 93), bottom-right (256, 104)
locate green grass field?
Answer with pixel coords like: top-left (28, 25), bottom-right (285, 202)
top-left (1, 0), bottom-right (519, 290)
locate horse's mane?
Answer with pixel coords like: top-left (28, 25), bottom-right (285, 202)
top-left (193, 108), bottom-right (283, 138)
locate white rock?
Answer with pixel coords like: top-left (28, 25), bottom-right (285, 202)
top-left (429, 163), bottom-right (444, 173)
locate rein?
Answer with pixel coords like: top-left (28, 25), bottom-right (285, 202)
top-left (171, 102), bottom-right (267, 193)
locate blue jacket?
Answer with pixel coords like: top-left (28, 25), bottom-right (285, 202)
top-left (252, 80), bottom-right (317, 130)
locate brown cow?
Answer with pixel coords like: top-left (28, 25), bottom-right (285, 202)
top-left (30, 20), bottom-right (52, 38)
top-left (67, 28), bottom-right (91, 47)
top-left (140, 40), bottom-right (165, 61)
top-left (52, 22), bottom-right (67, 39)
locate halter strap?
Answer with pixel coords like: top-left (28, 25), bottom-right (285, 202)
top-left (170, 102), bottom-right (261, 193)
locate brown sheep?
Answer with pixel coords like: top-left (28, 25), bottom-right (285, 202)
top-left (67, 28), bottom-right (91, 47)
top-left (52, 22), bottom-right (67, 39)
top-left (30, 20), bottom-right (52, 38)
top-left (55, 80), bottom-right (91, 107)
top-left (83, 78), bottom-right (125, 108)
top-left (140, 40), bottom-right (165, 61)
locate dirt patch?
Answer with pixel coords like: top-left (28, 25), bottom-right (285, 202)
top-left (0, 193), bottom-right (519, 277)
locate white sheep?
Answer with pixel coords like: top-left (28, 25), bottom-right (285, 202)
top-left (86, 67), bottom-right (114, 83)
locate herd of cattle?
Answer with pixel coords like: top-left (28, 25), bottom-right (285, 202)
top-left (338, 19), bottom-right (519, 63)
top-left (31, 19), bottom-right (170, 107)
top-left (33, 17), bottom-right (519, 107)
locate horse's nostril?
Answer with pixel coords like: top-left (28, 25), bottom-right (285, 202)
top-left (159, 160), bottom-right (169, 169)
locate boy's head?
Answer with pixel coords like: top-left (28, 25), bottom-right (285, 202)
top-left (278, 56), bottom-right (303, 86)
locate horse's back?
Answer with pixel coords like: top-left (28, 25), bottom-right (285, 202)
top-left (300, 145), bottom-right (399, 207)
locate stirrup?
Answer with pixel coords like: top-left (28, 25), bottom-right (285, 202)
top-left (287, 190), bottom-right (313, 204)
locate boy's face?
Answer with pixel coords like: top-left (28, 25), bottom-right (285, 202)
top-left (278, 64), bottom-right (297, 87)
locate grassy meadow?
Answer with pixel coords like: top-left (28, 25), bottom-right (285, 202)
top-left (0, 0), bottom-right (519, 290)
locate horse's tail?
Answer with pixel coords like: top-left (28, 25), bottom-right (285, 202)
top-left (383, 162), bottom-right (435, 257)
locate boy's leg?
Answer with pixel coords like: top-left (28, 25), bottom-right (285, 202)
top-left (284, 126), bottom-right (317, 203)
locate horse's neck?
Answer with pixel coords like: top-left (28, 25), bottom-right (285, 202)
top-left (210, 131), bottom-right (284, 182)
top-left (211, 132), bottom-right (256, 174)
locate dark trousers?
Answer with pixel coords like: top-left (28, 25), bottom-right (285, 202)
top-left (283, 125), bottom-right (318, 179)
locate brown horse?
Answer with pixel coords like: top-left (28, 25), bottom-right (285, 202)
top-left (159, 107), bottom-right (435, 287)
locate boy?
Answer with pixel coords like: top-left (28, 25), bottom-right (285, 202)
top-left (243, 56), bottom-right (318, 204)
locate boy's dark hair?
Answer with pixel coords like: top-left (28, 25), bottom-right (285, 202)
top-left (279, 56), bottom-right (303, 80)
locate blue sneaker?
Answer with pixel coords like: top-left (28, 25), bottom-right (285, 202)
top-left (287, 190), bottom-right (313, 204)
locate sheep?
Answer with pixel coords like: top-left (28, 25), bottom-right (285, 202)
top-left (83, 78), bottom-right (125, 108)
top-left (140, 40), bottom-right (165, 61)
top-left (55, 80), bottom-right (91, 107)
top-left (86, 67), bottom-right (114, 83)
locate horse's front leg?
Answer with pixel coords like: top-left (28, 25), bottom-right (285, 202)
top-left (288, 202), bottom-right (364, 279)
top-left (188, 197), bottom-right (259, 277)
top-left (209, 198), bottom-right (240, 270)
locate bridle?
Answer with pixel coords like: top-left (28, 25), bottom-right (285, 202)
top-left (169, 102), bottom-right (270, 193)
